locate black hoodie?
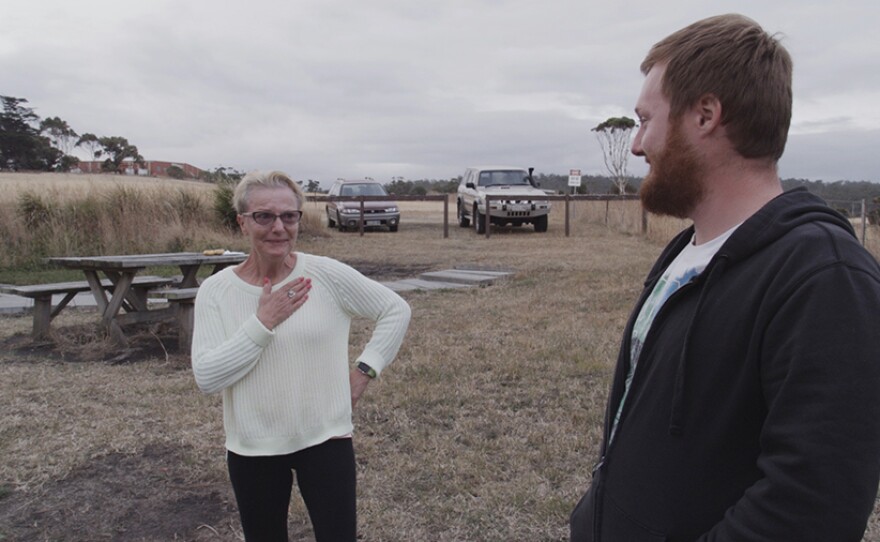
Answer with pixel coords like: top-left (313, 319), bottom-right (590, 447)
top-left (571, 188), bottom-right (880, 541)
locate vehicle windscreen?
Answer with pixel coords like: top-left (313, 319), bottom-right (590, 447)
top-left (478, 170), bottom-right (529, 186)
top-left (340, 183), bottom-right (388, 197)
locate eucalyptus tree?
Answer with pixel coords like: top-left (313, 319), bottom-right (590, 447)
top-left (592, 116), bottom-right (636, 194)
top-left (40, 116), bottom-right (79, 156)
top-left (76, 133), bottom-right (103, 160)
top-left (97, 136), bottom-right (143, 173)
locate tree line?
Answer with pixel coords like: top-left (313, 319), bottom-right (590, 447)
top-left (4, 94), bottom-right (878, 219)
top-left (1, 95), bottom-right (143, 174)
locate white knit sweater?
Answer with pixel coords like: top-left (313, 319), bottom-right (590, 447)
top-left (191, 252), bottom-right (411, 456)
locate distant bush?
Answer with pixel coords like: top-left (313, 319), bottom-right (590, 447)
top-left (166, 165), bottom-right (185, 179)
top-left (17, 192), bottom-right (53, 228)
top-left (212, 182), bottom-right (238, 231)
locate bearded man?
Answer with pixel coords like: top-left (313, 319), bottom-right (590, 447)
top-left (570, 14), bottom-right (880, 542)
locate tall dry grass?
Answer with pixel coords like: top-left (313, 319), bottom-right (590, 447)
top-left (568, 198), bottom-right (689, 244)
top-left (0, 173), bottom-right (324, 268)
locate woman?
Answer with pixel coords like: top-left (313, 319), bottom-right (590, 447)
top-left (191, 170), bottom-right (411, 541)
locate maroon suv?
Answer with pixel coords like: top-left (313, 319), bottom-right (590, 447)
top-left (325, 179), bottom-right (400, 232)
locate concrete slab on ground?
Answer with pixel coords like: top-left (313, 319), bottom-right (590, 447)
top-left (419, 268), bottom-right (514, 286)
top-left (382, 278), bottom-right (473, 292)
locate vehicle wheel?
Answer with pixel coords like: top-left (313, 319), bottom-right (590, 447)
top-left (336, 212), bottom-right (347, 231)
top-left (458, 201), bottom-right (470, 227)
top-left (534, 214), bottom-right (548, 232)
top-left (389, 224), bottom-right (399, 232)
top-left (327, 208), bottom-right (336, 228)
top-left (474, 204), bottom-right (485, 234)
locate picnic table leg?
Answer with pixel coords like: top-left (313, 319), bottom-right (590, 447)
top-left (178, 265), bottom-right (200, 288)
top-left (104, 270), bottom-right (150, 312)
top-left (30, 291), bottom-right (82, 340)
top-left (179, 261), bottom-right (237, 288)
top-left (177, 300), bottom-right (195, 352)
top-left (83, 270), bottom-right (110, 314)
top-left (51, 291), bottom-right (80, 318)
top-left (82, 270), bottom-right (123, 343)
top-left (32, 295), bottom-right (52, 340)
top-left (97, 272), bottom-right (136, 346)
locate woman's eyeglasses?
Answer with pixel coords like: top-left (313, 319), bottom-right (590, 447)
top-left (240, 211), bottom-right (303, 226)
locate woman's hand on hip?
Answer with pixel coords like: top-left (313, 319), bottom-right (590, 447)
top-left (350, 368), bottom-right (371, 409)
top-left (256, 276), bottom-right (311, 329)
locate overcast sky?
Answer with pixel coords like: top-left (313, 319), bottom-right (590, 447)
top-left (4, 0), bottom-right (879, 187)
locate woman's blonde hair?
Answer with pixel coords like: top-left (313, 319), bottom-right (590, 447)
top-left (233, 170), bottom-right (304, 213)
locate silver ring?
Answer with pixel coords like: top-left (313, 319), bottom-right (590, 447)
top-left (287, 289), bottom-right (295, 298)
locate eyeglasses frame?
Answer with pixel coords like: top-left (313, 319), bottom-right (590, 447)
top-left (239, 210), bottom-right (303, 226)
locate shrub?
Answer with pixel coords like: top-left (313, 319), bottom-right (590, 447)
top-left (166, 165), bottom-right (185, 179)
top-left (15, 192), bottom-right (58, 261)
top-left (18, 191), bottom-right (53, 228)
top-left (171, 189), bottom-right (206, 225)
top-left (213, 183), bottom-right (238, 231)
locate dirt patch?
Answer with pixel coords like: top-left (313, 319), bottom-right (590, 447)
top-left (0, 320), bottom-right (186, 365)
top-left (0, 443), bottom-right (235, 541)
top-left (346, 261), bottom-right (436, 281)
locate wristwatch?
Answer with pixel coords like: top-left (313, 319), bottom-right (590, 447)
top-left (356, 361), bottom-right (377, 379)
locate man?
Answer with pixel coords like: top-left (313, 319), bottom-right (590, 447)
top-left (570, 14), bottom-right (880, 542)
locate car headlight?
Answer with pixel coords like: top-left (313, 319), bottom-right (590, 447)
top-left (386, 206), bottom-right (399, 212)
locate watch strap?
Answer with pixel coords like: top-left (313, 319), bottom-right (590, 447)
top-left (356, 361), bottom-right (377, 379)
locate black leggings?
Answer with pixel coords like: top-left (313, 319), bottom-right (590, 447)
top-left (227, 438), bottom-right (356, 542)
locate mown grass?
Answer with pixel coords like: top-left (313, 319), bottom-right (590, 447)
top-left (0, 219), bottom-right (653, 541)
top-left (1, 173), bottom-right (879, 541)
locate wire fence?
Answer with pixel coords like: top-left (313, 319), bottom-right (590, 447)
top-left (305, 193), bottom-right (880, 261)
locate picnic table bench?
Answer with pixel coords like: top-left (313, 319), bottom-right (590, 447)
top-left (0, 275), bottom-right (173, 339)
top-left (149, 287), bottom-right (199, 350)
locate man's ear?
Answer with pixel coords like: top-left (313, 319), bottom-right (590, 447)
top-left (695, 94), bottom-right (722, 133)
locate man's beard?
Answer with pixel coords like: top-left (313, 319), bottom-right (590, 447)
top-left (639, 122), bottom-right (705, 219)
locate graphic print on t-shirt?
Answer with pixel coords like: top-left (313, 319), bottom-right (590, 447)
top-left (608, 224), bottom-right (740, 443)
top-left (609, 266), bottom-right (700, 441)
top-left (630, 267), bottom-right (700, 364)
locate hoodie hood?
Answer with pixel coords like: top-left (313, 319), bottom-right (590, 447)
top-left (645, 187), bottom-right (855, 287)
top-left (720, 187), bottom-right (855, 264)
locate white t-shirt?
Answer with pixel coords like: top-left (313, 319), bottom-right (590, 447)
top-left (609, 224), bottom-right (739, 442)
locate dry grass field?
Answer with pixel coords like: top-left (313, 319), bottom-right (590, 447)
top-left (1, 173), bottom-right (879, 541)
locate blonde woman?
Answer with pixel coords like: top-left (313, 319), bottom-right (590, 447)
top-left (192, 170), bottom-right (411, 541)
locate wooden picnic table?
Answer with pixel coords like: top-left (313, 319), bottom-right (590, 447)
top-left (47, 251), bottom-right (247, 345)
